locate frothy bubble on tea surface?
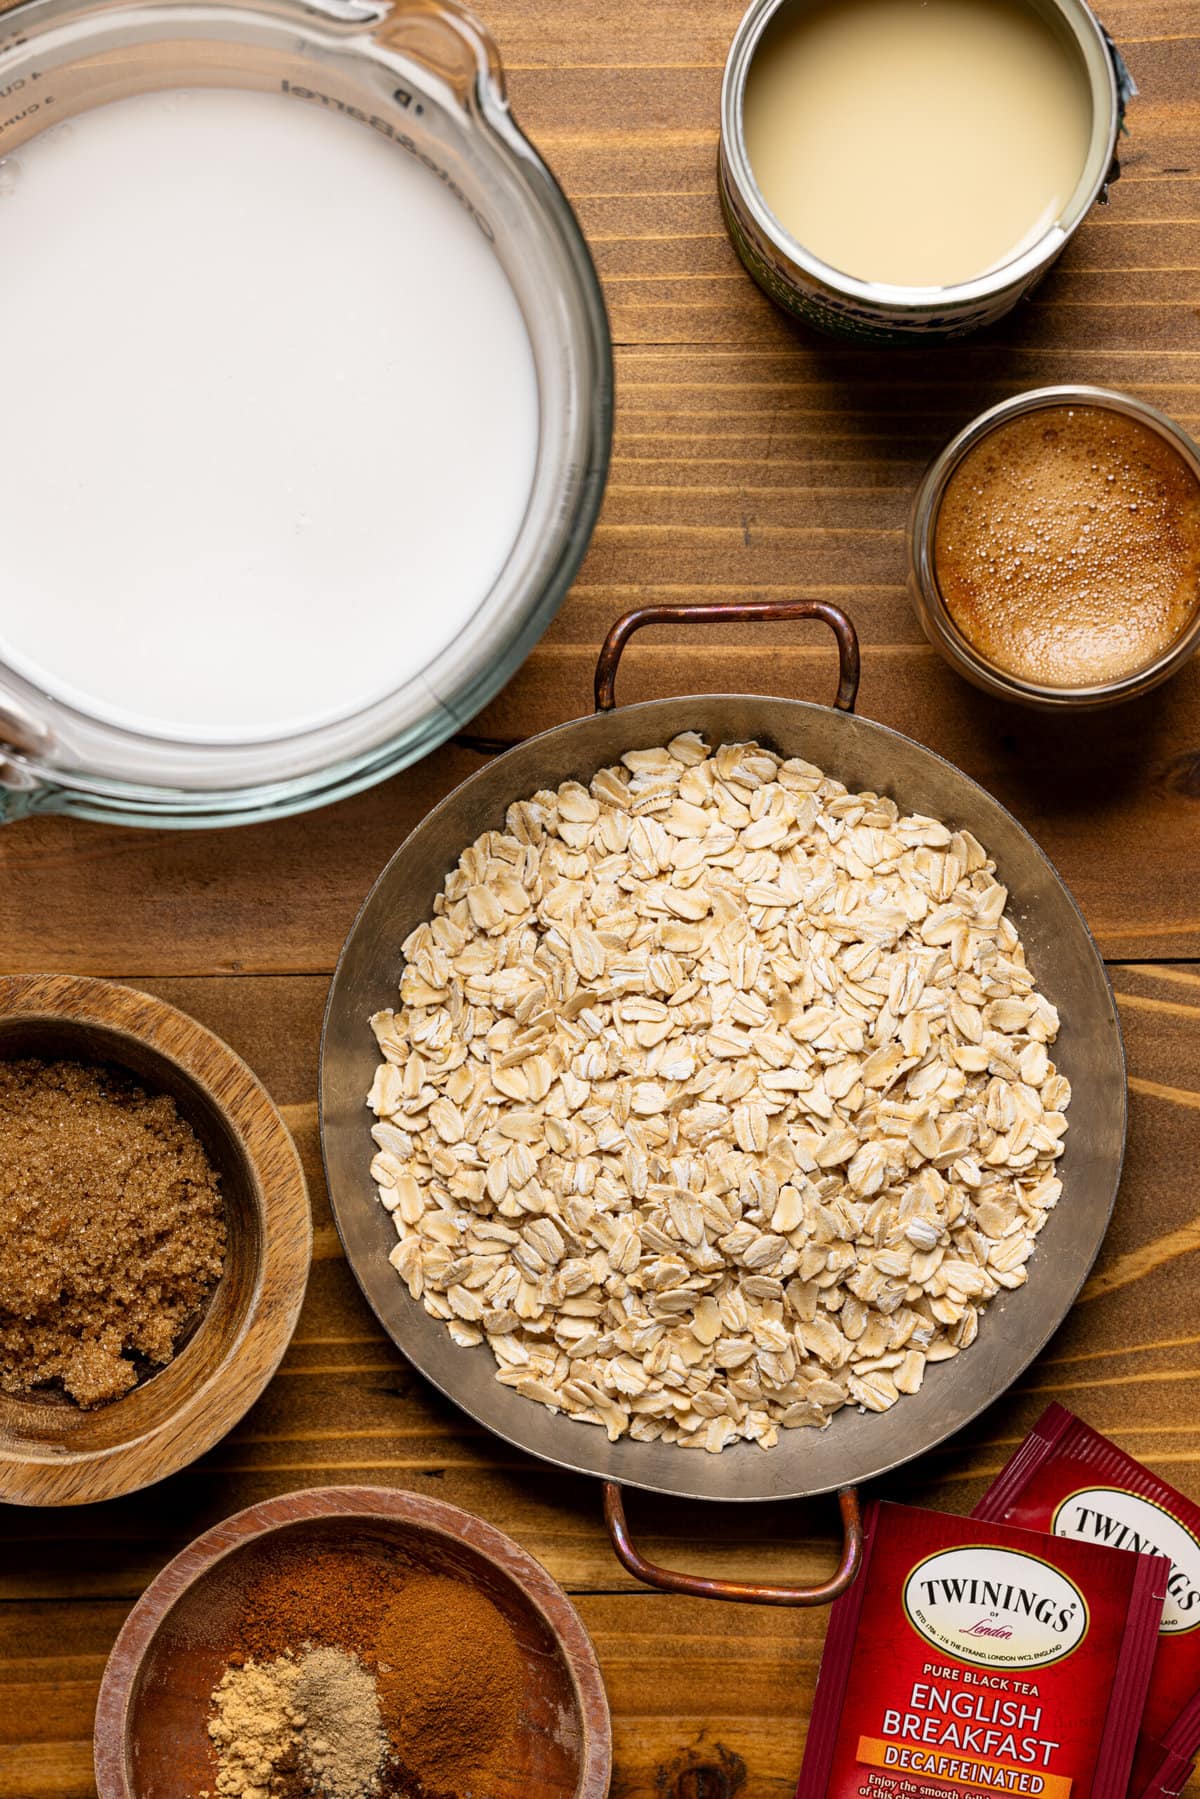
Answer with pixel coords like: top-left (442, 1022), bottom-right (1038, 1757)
top-left (934, 405), bottom-right (1200, 689)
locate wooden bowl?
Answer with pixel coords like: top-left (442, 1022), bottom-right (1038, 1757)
top-left (93, 1485), bottom-right (613, 1799)
top-left (0, 973), bottom-right (311, 1506)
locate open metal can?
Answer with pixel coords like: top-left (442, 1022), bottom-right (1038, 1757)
top-left (718, 0), bottom-right (1133, 343)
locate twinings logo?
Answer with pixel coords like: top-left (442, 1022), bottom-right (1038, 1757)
top-left (1052, 1487), bottom-right (1200, 1635)
top-left (903, 1546), bottom-right (1089, 1670)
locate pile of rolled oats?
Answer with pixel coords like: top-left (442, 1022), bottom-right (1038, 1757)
top-left (367, 736), bottom-right (1069, 1454)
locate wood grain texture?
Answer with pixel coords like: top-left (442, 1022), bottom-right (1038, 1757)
top-left (5, 968), bottom-right (1200, 1795)
top-left (3, 4), bottom-right (1200, 967)
top-left (0, 975), bottom-right (311, 1507)
top-left (2, 0), bottom-right (1200, 1790)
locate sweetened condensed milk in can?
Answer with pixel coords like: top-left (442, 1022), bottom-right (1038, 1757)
top-left (719, 0), bottom-right (1134, 341)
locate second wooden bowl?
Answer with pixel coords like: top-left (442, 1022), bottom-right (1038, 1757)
top-left (93, 1485), bottom-right (613, 1799)
top-left (0, 973), bottom-right (311, 1506)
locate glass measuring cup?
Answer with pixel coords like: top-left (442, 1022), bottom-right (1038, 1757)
top-left (0, 0), bottom-right (612, 825)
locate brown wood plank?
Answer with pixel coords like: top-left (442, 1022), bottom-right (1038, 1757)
top-left (4, 967), bottom-right (1200, 1794)
top-left (0, 10), bottom-right (1199, 971)
top-left (3, 0), bottom-right (1200, 1788)
top-left (4, 630), bottom-right (1199, 968)
top-left (0, 1595), bottom-right (824, 1799)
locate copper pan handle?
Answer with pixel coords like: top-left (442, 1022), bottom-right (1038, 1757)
top-left (593, 599), bottom-right (860, 715)
top-left (602, 1482), bottom-right (863, 1606)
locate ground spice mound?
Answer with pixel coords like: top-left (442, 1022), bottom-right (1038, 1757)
top-left (239, 1549), bottom-right (395, 1661)
top-left (208, 1656), bottom-right (303, 1797)
top-left (214, 1548), bottom-right (525, 1799)
top-left (207, 1646), bottom-right (386, 1799)
top-left (375, 1574), bottom-right (521, 1796)
top-left (0, 1058), bottom-right (226, 1406)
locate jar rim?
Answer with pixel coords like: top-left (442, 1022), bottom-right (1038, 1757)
top-left (909, 384), bottom-right (1200, 708)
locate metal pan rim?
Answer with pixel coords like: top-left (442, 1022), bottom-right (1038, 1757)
top-left (319, 688), bottom-right (1126, 1504)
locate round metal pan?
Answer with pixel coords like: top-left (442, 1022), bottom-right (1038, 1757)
top-left (320, 600), bottom-right (1126, 1602)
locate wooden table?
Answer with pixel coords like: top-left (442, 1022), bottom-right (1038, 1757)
top-left (3, 1), bottom-right (1200, 1793)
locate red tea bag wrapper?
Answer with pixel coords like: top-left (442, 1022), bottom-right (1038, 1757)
top-left (798, 1499), bottom-right (1167, 1799)
top-left (975, 1405), bottom-right (1200, 1799)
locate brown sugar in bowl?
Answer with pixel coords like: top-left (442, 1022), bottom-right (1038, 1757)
top-left (93, 1485), bottom-right (613, 1799)
top-left (0, 973), bottom-right (311, 1506)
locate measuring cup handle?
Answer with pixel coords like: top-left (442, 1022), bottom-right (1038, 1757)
top-left (593, 600), bottom-right (860, 715)
top-left (601, 1482), bottom-right (863, 1606)
top-left (372, 0), bottom-right (507, 106)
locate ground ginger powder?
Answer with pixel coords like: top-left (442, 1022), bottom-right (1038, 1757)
top-left (208, 1658), bottom-right (305, 1799)
top-left (0, 1058), bottom-right (226, 1406)
top-left (207, 1647), bottom-right (387, 1799)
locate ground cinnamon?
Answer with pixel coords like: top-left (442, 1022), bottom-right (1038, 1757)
top-left (375, 1574), bottom-right (522, 1795)
top-left (238, 1548), bottom-right (396, 1661)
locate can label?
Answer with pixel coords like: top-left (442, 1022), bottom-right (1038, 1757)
top-left (717, 150), bottom-right (1029, 342)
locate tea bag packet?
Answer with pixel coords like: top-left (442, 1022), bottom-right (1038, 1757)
top-left (797, 1500), bottom-right (1168, 1799)
top-left (975, 1405), bottom-right (1200, 1799)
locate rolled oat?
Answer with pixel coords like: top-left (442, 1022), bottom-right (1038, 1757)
top-left (366, 738), bottom-right (1069, 1453)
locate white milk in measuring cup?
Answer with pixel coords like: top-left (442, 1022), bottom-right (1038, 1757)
top-left (0, 0), bottom-right (612, 824)
top-left (0, 89), bottom-right (539, 742)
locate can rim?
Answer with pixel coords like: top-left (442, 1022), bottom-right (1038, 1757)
top-left (910, 384), bottom-right (1200, 705)
top-left (719, 0), bottom-right (1122, 311)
